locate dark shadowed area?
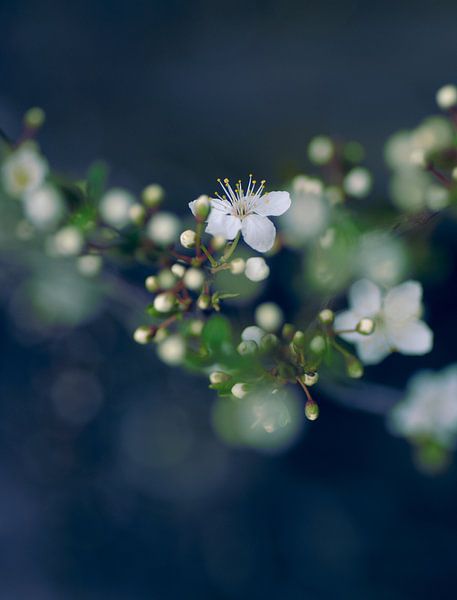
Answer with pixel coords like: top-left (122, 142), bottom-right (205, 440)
top-left (1, 1), bottom-right (457, 598)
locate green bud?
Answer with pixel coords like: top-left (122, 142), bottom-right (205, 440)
top-left (292, 330), bottom-right (306, 350)
top-left (237, 340), bottom-right (257, 356)
top-left (305, 401), bottom-right (319, 421)
top-left (346, 357), bottom-right (364, 379)
top-left (310, 335), bottom-right (326, 354)
top-left (209, 371), bottom-right (231, 385)
top-left (260, 333), bottom-right (279, 352)
top-left (318, 309), bottom-right (334, 325)
top-left (142, 184), bottom-right (164, 207)
top-left (282, 323), bottom-right (296, 342)
top-left (24, 107), bottom-right (46, 129)
top-left (157, 269), bottom-right (177, 290)
top-left (193, 195), bottom-right (211, 220)
top-left (197, 294), bottom-right (211, 310)
top-left (145, 275), bottom-right (159, 292)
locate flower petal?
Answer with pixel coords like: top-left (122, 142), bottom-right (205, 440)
top-left (355, 331), bottom-right (391, 365)
top-left (387, 319), bottom-right (433, 355)
top-left (205, 210), bottom-right (241, 239)
top-left (254, 191), bottom-right (291, 216)
top-left (349, 279), bottom-right (382, 318)
top-left (334, 310), bottom-right (360, 343)
top-left (384, 281), bottom-right (423, 323)
top-left (241, 214), bottom-right (276, 252)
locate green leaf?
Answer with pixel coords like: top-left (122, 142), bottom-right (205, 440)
top-left (86, 160), bottom-right (109, 204)
top-left (202, 315), bottom-right (233, 354)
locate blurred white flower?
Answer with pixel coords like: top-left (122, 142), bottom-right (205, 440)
top-left (335, 279), bottom-right (433, 365)
top-left (389, 365), bottom-right (457, 447)
top-left (280, 175), bottom-right (328, 246)
top-left (147, 212), bottom-right (180, 245)
top-left (241, 325), bottom-right (265, 345)
top-left (1, 145), bottom-right (48, 198)
top-left (50, 226), bottom-right (84, 256)
top-left (77, 255), bottom-right (102, 277)
top-left (436, 84), bottom-right (457, 110)
top-left (355, 231), bottom-right (408, 287)
top-left (255, 302), bottom-right (284, 332)
top-left (343, 167), bottom-right (372, 198)
top-left (308, 136), bottom-right (334, 165)
top-left (189, 176), bottom-right (290, 252)
top-left (99, 188), bottom-right (135, 228)
top-left (156, 334), bottom-right (186, 365)
top-left (244, 257), bottom-right (270, 282)
top-left (23, 184), bottom-right (65, 229)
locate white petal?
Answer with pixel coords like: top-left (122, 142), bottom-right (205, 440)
top-left (241, 214), bottom-right (276, 252)
top-left (384, 281), bottom-right (423, 323)
top-left (205, 210), bottom-right (241, 239)
top-left (334, 310), bottom-right (360, 343)
top-left (387, 320), bottom-right (433, 355)
top-left (355, 331), bottom-right (391, 365)
top-left (254, 191), bottom-right (291, 216)
top-left (349, 279), bottom-right (382, 318)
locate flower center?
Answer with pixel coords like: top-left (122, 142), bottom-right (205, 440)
top-left (215, 175), bottom-right (266, 219)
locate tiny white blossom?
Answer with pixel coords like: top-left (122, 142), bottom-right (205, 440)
top-left (23, 184), bottom-right (65, 229)
top-left (50, 226), bottom-right (84, 257)
top-left (255, 302), bottom-right (284, 332)
top-left (1, 145), bottom-right (48, 198)
top-left (389, 365), bottom-right (457, 447)
top-left (147, 212), bottom-right (180, 245)
top-left (157, 334), bottom-right (186, 365)
top-left (245, 257), bottom-right (270, 282)
top-left (99, 188), bottom-right (135, 228)
top-left (189, 176), bottom-right (291, 252)
top-left (183, 267), bottom-right (205, 291)
top-left (436, 84), bottom-right (457, 110)
top-left (335, 279), bottom-right (433, 365)
top-left (343, 167), bottom-right (372, 198)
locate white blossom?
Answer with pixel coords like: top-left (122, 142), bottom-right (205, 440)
top-left (1, 145), bottom-right (48, 198)
top-left (343, 167), bottom-right (372, 198)
top-left (147, 212), bottom-right (180, 245)
top-left (389, 365), bottom-right (457, 447)
top-left (77, 255), bottom-right (102, 277)
top-left (157, 334), bottom-right (186, 365)
top-left (255, 302), bottom-right (284, 332)
top-left (189, 176), bottom-right (291, 252)
top-left (183, 267), bottom-right (204, 291)
top-left (436, 84), bottom-right (457, 110)
top-left (241, 325), bottom-right (265, 345)
top-left (23, 184), bottom-right (65, 229)
top-left (99, 188), bottom-right (135, 228)
top-left (50, 226), bottom-right (84, 257)
top-left (244, 257), bottom-right (270, 282)
top-left (335, 279), bottom-right (433, 365)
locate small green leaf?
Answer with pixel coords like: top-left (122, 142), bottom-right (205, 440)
top-left (202, 315), bottom-right (233, 354)
top-left (86, 160), bottom-right (109, 203)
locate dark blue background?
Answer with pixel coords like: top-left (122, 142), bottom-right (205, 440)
top-left (1, 1), bottom-right (457, 598)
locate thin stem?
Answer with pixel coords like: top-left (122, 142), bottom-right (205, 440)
top-left (200, 243), bottom-right (218, 267)
top-left (296, 377), bottom-right (314, 403)
top-left (222, 231), bottom-right (241, 262)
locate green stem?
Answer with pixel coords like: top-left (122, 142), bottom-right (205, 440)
top-left (200, 243), bottom-right (218, 267)
top-left (222, 231), bottom-right (241, 262)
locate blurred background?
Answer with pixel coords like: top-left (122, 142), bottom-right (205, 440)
top-left (1, 0), bottom-right (457, 598)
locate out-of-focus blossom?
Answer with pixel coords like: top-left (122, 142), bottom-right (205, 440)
top-left (280, 175), bottom-right (328, 246)
top-left (241, 325), bottom-right (265, 345)
top-left (190, 177), bottom-right (291, 252)
top-left (355, 231), bottom-right (408, 287)
top-left (343, 167), bottom-right (372, 198)
top-left (49, 226), bottom-right (84, 256)
top-left (244, 257), bottom-right (270, 282)
top-left (23, 184), bottom-right (65, 229)
top-left (147, 212), bottom-right (180, 245)
top-left (99, 188), bottom-right (135, 228)
top-left (335, 279), bottom-right (433, 365)
top-left (156, 334), bottom-right (186, 365)
top-left (1, 145), bottom-right (48, 198)
top-left (254, 302), bottom-right (284, 332)
top-left (389, 365), bottom-right (457, 447)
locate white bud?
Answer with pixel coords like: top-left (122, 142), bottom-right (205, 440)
top-left (237, 340), bottom-right (258, 355)
top-left (410, 149), bottom-right (427, 168)
top-left (197, 294), bottom-right (211, 310)
top-left (183, 267), bottom-right (205, 291)
top-left (180, 229), bottom-right (197, 248)
top-left (133, 326), bottom-right (153, 345)
top-left (230, 258), bottom-right (246, 274)
top-left (254, 302), bottom-right (284, 332)
top-left (157, 269), bottom-right (176, 290)
top-left (142, 183), bottom-right (164, 207)
top-left (145, 275), bottom-right (159, 292)
top-left (209, 371), bottom-right (230, 384)
top-left (245, 257), bottom-right (270, 282)
top-left (436, 84), bottom-right (457, 110)
top-left (99, 188), bottom-right (135, 228)
top-left (231, 383), bottom-right (248, 399)
top-left (153, 292), bottom-right (175, 313)
top-left (308, 135), bottom-right (334, 165)
top-left (77, 255), bottom-right (102, 277)
top-left (211, 235), bottom-right (226, 250)
top-left (356, 317), bottom-right (375, 335)
top-left (301, 371), bottom-right (319, 386)
top-left (156, 334), bottom-right (185, 365)
top-left (147, 212), bottom-right (180, 245)
top-left (188, 319), bottom-right (204, 335)
top-left (192, 195), bottom-right (211, 219)
top-left (23, 184), bottom-right (65, 229)
top-left (343, 167), bottom-right (372, 198)
top-left (241, 326), bottom-right (265, 345)
top-left (1, 145), bottom-right (48, 197)
top-left (51, 226), bottom-right (83, 256)
top-left (318, 309), bottom-right (334, 325)
top-left (310, 335), bottom-right (326, 354)
top-left (171, 263), bottom-right (186, 278)
top-left (129, 203), bottom-right (145, 224)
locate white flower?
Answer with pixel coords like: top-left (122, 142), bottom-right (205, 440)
top-left (436, 84), bottom-right (457, 110)
top-left (23, 184), bottom-right (65, 229)
top-left (147, 212), bottom-right (180, 245)
top-left (255, 302), bottom-right (284, 332)
top-left (343, 167), bottom-right (372, 198)
top-left (157, 334), bottom-right (186, 365)
top-left (245, 257), bottom-right (270, 282)
top-left (335, 279), bottom-right (433, 365)
top-left (189, 176), bottom-right (291, 252)
top-left (1, 145), bottom-right (48, 197)
top-left (99, 188), bottom-right (135, 228)
top-left (50, 226), bottom-right (84, 257)
top-left (183, 267), bottom-right (205, 291)
top-left (389, 365), bottom-right (457, 447)
top-left (77, 255), bottom-right (102, 277)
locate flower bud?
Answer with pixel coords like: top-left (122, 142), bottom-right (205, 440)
top-left (346, 357), bottom-right (364, 379)
top-left (301, 371), bottom-right (319, 386)
top-left (153, 292), bottom-right (175, 313)
top-left (147, 212), bottom-right (179, 245)
top-left (410, 149), bottom-right (427, 168)
top-left (145, 275), bottom-right (159, 292)
top-left (211, 235), bottom-right (226, 250)
top-left (343, 167), bottom-right (372, 198)
top-left (260, 333), bottom-right (279, 352)
top-left (157, 269), bottom-right (176, 290)
top-left (209, 371), bottom-right (230, 385)
top-left (157, 334), bottom-right (185, 365)
top-left (305, 401), bottom-right (319, 421)
top-left (245, 257), bottom-right (270, 282)
top-left (292, 330), bottom-right (306, 350)
top-left (197, 294), bottom-right (211, 310)
top-left (308, 135), bottom-right (334, 165)
top-left (310, 335), bottom-right (326, 354)
top-left (356, 318), bottom-right (375, 335)
top-left (231, 383), bottom-right (248, 399)
top-left (193, 195), bottom-right (211, 220)
top-left (129, 203), bottom-right (146, 225)
top-left (77, 255), bottom-right (102, 277)
top-left (188, 319), bottom-right (204, 335)
top-left (237, 340), bottom-right (258, 356)
top-left (133, 325), bottom-right (154, 345)
top-left (282, 323), bottom-right (296, 341)
top-left (183, 267), bottom-right (205, 291)
top-left (255, 302), bottom-right (284, 332)
top-left (180, 229), bottom-right (197, 249)
top-left (230, 258), bottom-right (246, 274)
top-left (24, 107), bottom-right (46, 130)
top-left (171, 263), bottom-right (186, 278)
top-left (436, 84), bottom-right (457, 110)
top-left (142, 183), bottom-right (164, 207)
top-left (318, 309), bottom-right (334, 325)
top-left (154, 328), bottom-right (168, 343)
